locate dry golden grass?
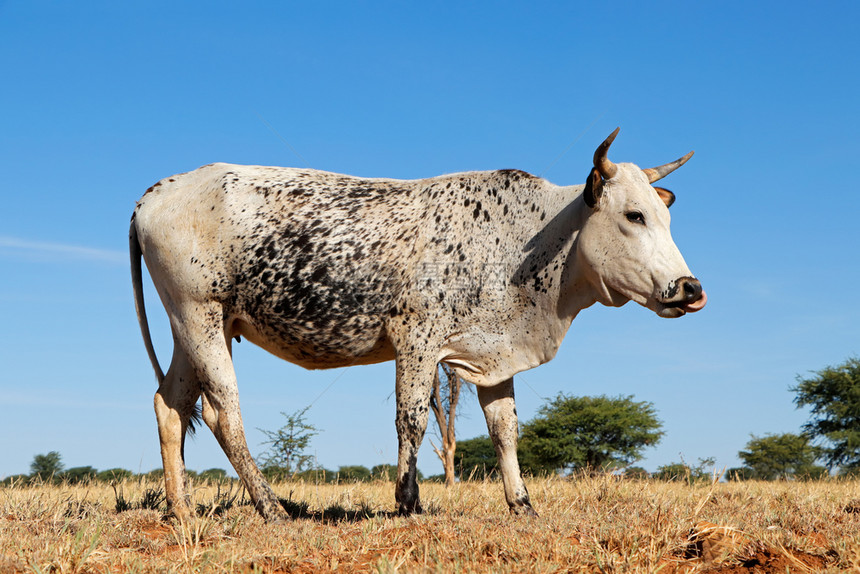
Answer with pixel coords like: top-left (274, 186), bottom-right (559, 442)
top-left (1, 475), bottom-right (859, 573)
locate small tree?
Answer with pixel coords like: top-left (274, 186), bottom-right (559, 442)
top-left (1, 474), bottom-right (30, 487)
top-left (371, 464), bottom-right (398, 481)
top-left (653, 462), bottom-right (689, 481)
top-left (624, 466), bottom-right (650, 480)
top-left (726, 467), bottom-right (755, 481)
top-left (337, 465), bottom-right (372, 482)
top-left (520, 394), bottom-right (663, 474)
top-left (97, 468), bottom-right (133, 482)
top-left (454, 435), bottom-right (498, 480)
top-left (792, 357), bottom-right (860, 471)
top-left (30, 451), bottom-right (64, 481)
top-left (653, 457), bottom-right (715, 483)
top-left (370, 463), bottom-right (425, 482)
top-left (429, 363), bottom-right (464, 487)
top-left (62, 466), bottom-right (97, 484)
top-left (294, 467), bottom-right (333, 483)
top-left (198, 468), bottom-right (229, 483)
top-left (257, 406), bottom-right (320, 478)
top-left (143, 468), bottom-right (164, 481)
top-left (737, 433), bottom-right (826, 480)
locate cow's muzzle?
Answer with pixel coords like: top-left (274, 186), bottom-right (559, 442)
top-left (657, 276), bottom-right (707, 318)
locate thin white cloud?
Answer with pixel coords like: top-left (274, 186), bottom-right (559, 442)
top-left (0, 236), bottom-right (125, 264)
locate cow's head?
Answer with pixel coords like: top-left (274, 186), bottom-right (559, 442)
top-left (577, 128), bottom-right (707, 318)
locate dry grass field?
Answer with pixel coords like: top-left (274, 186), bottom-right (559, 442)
top-left (1, 475), bottom-right (859, 573)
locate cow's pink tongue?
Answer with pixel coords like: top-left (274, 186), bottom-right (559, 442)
top-left (683, 290), bottom-right (707, 313)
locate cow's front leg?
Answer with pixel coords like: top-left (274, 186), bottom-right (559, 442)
top-left (394, 355), bottom-right (436, 515)
top-left (478, 378), bottom-right (537, 516)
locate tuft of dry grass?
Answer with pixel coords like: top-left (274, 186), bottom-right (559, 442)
top-left (1, 475), bottom-right (858, 573)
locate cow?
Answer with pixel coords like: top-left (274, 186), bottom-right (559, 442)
top-left (129, 128), bottom-right (706, 521)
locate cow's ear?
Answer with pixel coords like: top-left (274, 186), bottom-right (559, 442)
top-left (653, 187), bottom-right (676, 208)
top-left (583, 168), bottom-right (603, 208)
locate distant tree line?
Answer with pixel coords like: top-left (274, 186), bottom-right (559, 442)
top-left (262, 463), bottom-right (426, 484)
top-left (0, 451), bottom-right (234, 487)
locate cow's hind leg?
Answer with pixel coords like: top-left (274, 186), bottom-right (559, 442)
top-left (174, 303), bottom-right (288, 522)
top-left (154, 345), bottom-right (201, 521)
top-left (478, 378), bottom-right (537, 516)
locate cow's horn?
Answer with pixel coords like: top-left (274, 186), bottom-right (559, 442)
top-left (643, 151), bottom-right (695, 183)
top-left (593, 127), bottom-right (620, 179)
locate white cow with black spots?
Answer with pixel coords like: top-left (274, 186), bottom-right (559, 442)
top-left (130, 128), bottom-right (706, 521)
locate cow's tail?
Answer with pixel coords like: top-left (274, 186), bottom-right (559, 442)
top-left (129, 215), bottom-right (165, 384)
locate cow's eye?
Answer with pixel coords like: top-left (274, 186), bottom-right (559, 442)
top-left (625, 211), bottom-right (645, 225)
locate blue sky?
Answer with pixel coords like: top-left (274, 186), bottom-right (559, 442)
top-left (1, 1), bottom-right (859, 480)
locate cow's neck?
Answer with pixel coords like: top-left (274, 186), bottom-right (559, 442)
top-left (506, 185), bottom-right (601, 370)
top-left (556, 187), bottom-right (602, 323)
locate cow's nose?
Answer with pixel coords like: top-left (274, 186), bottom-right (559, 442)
top-left (677, 276), bottom-right (702, 302)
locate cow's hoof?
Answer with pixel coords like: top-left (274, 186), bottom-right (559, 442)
top-left (510, 504), bottom-right (539, 517)
top-left (397, 501), bottom-right (423, 516)
top-left (165, 504), bottom-right (195, 523)
top-left (257, 500), bottom-right (290, 523)
top-left (266, 512), bottom-right (289, 524)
